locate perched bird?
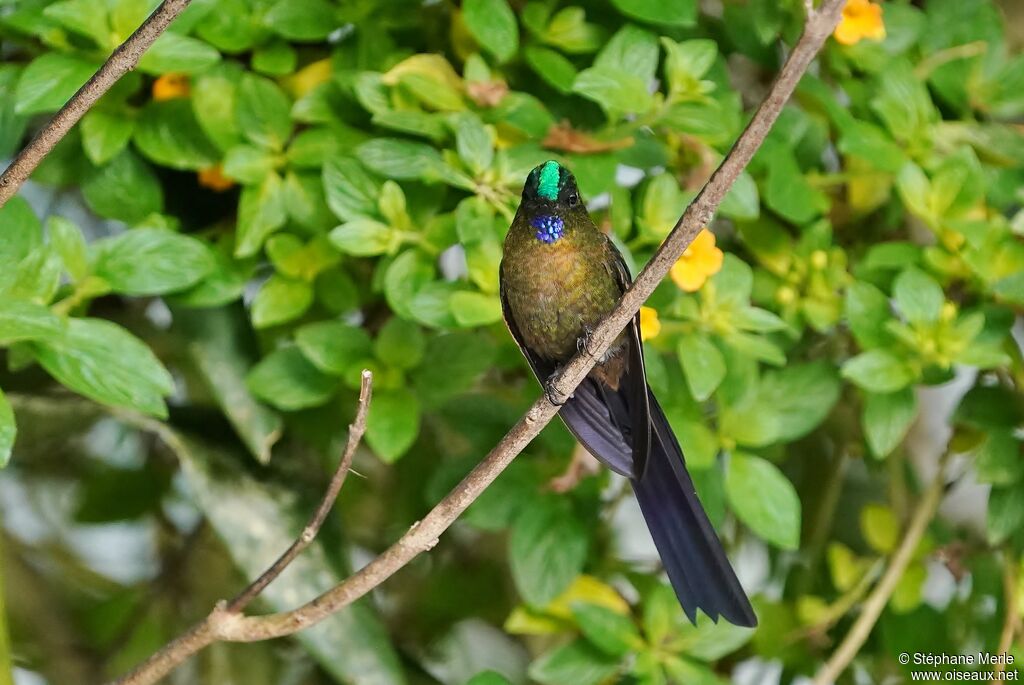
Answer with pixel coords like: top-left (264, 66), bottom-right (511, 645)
top-left (499, 160), bottom-right (757, 627)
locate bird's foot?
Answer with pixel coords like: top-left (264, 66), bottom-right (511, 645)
top-left (576, 324), bottom-right (597, 357)
top-left (544, 373), bottom-right (567, 406)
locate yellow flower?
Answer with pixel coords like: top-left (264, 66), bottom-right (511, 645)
top-left (670, 229), bottom-right (723, 293)
top-left (833, 0), bottom-right (886, 46)
top-left (152, 73), bottom-right (190, 101)
top-left (198, 165), bottom-right (234, 192)
top-left (639, 306), bottom-right (661, 341)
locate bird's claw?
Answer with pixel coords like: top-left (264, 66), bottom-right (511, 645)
top-left (544, 374), bottom-right (567, 406)
top-left (576, 324), bottom-right (596, 357)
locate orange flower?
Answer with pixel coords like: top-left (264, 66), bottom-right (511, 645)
top-left (833, 0), bottom-right (886, 46)
top-left (670, 229), bottom-right (723, 292)
top-left (198, 165), bottom-right (234, 192)
top-left (639, 306), bottom-right (661, 341)
top-left (152, 73), bottom-right (190, 101)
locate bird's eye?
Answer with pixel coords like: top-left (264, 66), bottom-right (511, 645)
top-left (568, 193), bottom-right (579, 206)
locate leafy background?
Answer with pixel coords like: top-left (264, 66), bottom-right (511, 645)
top-left (1, 0), bottom-right (1024, 683)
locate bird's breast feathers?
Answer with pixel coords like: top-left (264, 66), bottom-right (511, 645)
top-left (502, 234), bottom-right (620, 360)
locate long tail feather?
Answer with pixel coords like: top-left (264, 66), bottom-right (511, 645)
top-left (631, 393), bottom-right (758, 627)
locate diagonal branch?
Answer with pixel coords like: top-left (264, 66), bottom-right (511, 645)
top-left (812, 452), bottom-right (952, 685)
top-left (110, 2), bottom-right (847, 683)
top-left (0, 0), bottom-right (193, 209)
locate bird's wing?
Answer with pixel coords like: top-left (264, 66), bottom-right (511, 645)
top-left (500, 275), bottom-right (637, 478)
top-left (604, 237), bottom-right (651, 479)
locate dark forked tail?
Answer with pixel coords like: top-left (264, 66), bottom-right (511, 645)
top-left (631, 393), bottom-right (757, 627)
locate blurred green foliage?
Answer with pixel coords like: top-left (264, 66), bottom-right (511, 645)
top-left (1, 0), bottom-right (1024, 683)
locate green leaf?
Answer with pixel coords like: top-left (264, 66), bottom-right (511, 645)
top-left (896, 162), bottom-right (932, 221)
top-left (863, 388), bottom-right (917, 459)
top-left (860, 503), bottom-right (899, 554)
top-left (0, 388), bottom-right (13, 467)
top-left (95, 228), bottom-right (215, 296)
top-left (0, 300), bottom-right (64, 345)
top-left (138, 32), bottom-right (220, 74)
top-left (609, 0), bottom-right (696, 27)
top-left (235, 172), bottom-right (287, 257)
top-left (662, 38), bottom-right (717, 95)
top-left (252, 39), bottom-right (297, 76)
top-left (194, 0), bottom-right (261, 52)
top-left (192, 66), bottom-right (242, 151)
top-left (533, 7), bottom-right (604, 54)
top-left (384, 250), bottom-right (436, 321)
top-left (452, 113), bottom-right (494, 176)
top-left (133, 99), bottom-right (220, 170)
top-left (0, 245), bottom-right (62, 304)
top-left (48, 216), bottom-right (89, 282)
top-left (81, 109), bottom-right (135, 165)
top-left (295, 321), bottom-right (373, 377)
top-left (711, 253), bottom-right (753, 306)
top-left (330, 219), bottom-right (397, 256)
top-left (528, 639), bottom-right (620, 685)
top-left (719, 171), bottom-right (759, 221)
top-left (323, 156), bottom-right (382, 221)
top-left (842, 350), bottom-right (915, 393)
top-left (173, 307), bottom-right (283, 464)
top-left (510, 497), bottom-right (588, 606)
top-left (237, 74), bottom-right (293, 151)
top-left (975, 430), bottom-right (1024, 486)
top-left (356, 139), bottom-right (446, 181)
top-left (171, 247), bottom-right (253, 308)
top-left (845, 281), bottom-right (894, 348)
top-left (987, 483), bottom-right (1024, 545)
top-left (411, 332), bottom-right (495, 407)
top-left (757, 362), bottom-right (841, 442)
top-left (523, 46), bottom-right (578, 93)
top-left (82, 150), bottom-right (163, 223)
top-left (763, 146), bottom-right (827, 224)
top-left (247, 346), bottom-right (337, 410)
top-left (223, 144), bottom-right (277, 184)
top-left (365, 388), bottom-right (421, 462)
top-left (43, 0), bottom-right (108, 44)
top-left (595, 25), bottom-right (659, 83)
top-left (32, 318), bottom-right (173, 418)
top-left (725, 452), bottom-right (800, 550)
top-left (15, 53), bottom-right (98, 115)
top-left (451, 291), bottom-right (503, 327)
top-left (673, 617), bottom-right (755, 661)
top-left (463, 0), bottom-right (519, 63)
top-left (264, 0), bottom-right (337, 41)
top-left (266, 233), bottom-right (339, 281)
top-left (677, 333), bottom-right (725, 401)
top-left (251, 276), bottom-right (313, 328)
top-left (893, 267), bottom-right (944, 324)
top-left (466, 672), bottom-right (512, 685)
top-left (671, 415), bottom-right (719, 469)
top-left (569, 603), bottom-right (642, 657)
top-left (374, 318), bottom-right (425, 370)
top-left (572, 67), bottom-right (653, 117)
top-left (172, 432), bottom-right (406, 684)
top-left (0, 196), bottom-right (41, 270)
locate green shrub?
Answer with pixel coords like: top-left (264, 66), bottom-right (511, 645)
top-left (1, 0), bottom-right (1023, 682)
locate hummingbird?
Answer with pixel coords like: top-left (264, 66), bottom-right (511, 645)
top-left (499, 160), bottom-right (757, 627)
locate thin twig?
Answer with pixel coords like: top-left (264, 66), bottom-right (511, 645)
top-left (812, 452), bottom-right (951, 685)
top-left (993, 553), bottom-right (1019, 680)
top-left (227, 370), bottom-right (373, 612)
top-left (111, 2), bottom-right (847, 682)
top-left (0, 0), bottom-right (193, 209)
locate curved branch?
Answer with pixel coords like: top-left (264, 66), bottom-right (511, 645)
top-left (0, 0), bottom-right (193, 209)
top-left (112, 1), bottom-right (847, 681)
top-left (812, 453), bottom-right (951, 685)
